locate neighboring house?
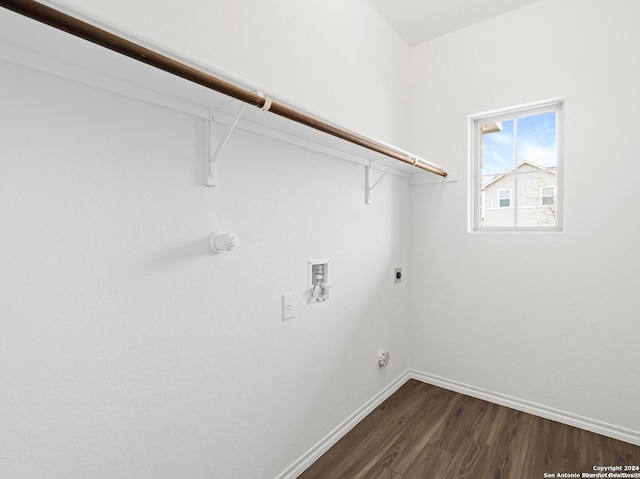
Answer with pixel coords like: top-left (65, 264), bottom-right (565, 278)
top-left (482, 161), bottom-right (557, 227)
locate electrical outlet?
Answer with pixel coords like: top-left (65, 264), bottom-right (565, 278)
top-left (282, 293), bottom-right (295, 320)
top-left (394, 267), bottom-right (402, 283)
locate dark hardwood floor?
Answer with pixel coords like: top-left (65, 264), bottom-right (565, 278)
top-left (298, 379), bottom-right (640, 479)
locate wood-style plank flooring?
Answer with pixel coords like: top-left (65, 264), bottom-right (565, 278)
top-left (298, 379), bottom-right (640, 479)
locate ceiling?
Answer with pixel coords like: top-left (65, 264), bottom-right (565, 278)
top-left (368, 0), bottom-right (541, 46)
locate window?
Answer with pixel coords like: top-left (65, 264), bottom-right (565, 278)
top-left (541, 186), bottom-right (555, 205)
top-left (499, 189), bottom-right (511, 208)
top-left (470, 99), bottom-right (563, 231)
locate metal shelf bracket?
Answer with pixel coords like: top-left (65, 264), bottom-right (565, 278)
top-left (207, 103), bottom-right (247, 186)
top-left (365, 160), bottom-right (397, 205)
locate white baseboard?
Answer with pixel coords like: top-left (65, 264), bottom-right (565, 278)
top-left (410, 369), bottom-right (640, 447)
top-left (274, 370), bottom-right (412, 479)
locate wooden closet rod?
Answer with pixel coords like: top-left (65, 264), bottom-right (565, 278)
top-left (1, 0), bottom-right (447, 177)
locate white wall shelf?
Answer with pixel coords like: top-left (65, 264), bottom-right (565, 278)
top-left (0, 3), bottom-right (438, 186)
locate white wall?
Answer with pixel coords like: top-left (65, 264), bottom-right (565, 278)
top-left (0, 1), bottom-right (412, 478)
top-left (46, 0), bottom-right (410, 146)
top-left (409, 0), bottom-right (640, 435)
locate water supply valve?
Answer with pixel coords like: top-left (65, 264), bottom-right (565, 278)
top-left (321, 282), bottom-right (331, 300)
top-left (311, 284), bottom-right (320, 302)
top-left (308, 259), bottom-right (331, 304)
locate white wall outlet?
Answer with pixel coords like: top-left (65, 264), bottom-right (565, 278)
top-left (282, 293), bottom-right (295, 320)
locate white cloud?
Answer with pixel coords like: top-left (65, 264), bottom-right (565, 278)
top-left (518, 142), bottom-right (557, 167)
top-left (488, 132), bottom-right (513, 145)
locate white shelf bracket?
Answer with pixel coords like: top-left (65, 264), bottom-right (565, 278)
top-left (207, 103), bottom-right (247, 186)
top-left (364, 160), bottom-right (397, 205)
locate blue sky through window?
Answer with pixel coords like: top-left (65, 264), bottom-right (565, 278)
top-left (481, 111), bottom-right (557, 177)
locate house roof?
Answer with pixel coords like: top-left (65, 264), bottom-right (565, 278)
top-left (483, 160), bottom-right (556, 189)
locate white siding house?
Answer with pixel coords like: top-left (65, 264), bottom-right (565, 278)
top-left (482, 161), bottom-right (557, 227)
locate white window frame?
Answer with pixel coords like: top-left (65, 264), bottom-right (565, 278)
top-left (469, 98), bottom-right (564, 232)
top-left (498, 189), bottom-right (512, 208)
